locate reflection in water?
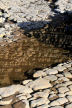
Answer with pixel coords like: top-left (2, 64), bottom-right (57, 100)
top-left (0, 29), bottom-right (71, 86)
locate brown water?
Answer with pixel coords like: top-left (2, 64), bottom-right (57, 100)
top-left (0, 29), bottom-right (71, 86)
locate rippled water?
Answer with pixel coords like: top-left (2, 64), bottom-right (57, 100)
top-left (0, 29), bottom-right (71, 86)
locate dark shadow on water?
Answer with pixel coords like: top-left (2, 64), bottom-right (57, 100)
top-left (18, 11), bottom-right (72, 52)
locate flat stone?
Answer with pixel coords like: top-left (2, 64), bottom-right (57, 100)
top-left (0, 99), bottom-right (12, 105)
top-left (16, 93), bottom-right (31, 100)
top-left (58, 77), bottom-right (69, 82)
top-left (58, 87), bottom-right (69, 93)
top-left (64, 63), bottom-right (71, 68)
top-left (65, 91), bottom-right (72, 96)
top-left (64, 81), bottom-right (72, 86)
top-left (32, 91), bottom-right (49, 99)
top-left (44, 75), bottom-right (57, 81)
top-left (51, 106), bottom-right (63, 108)
top-left (13, 101), bottom-right (26, 108)
top-left (37, 104), bottom-right (50, 108)
top-left (22, 79), bottom-right (32, 85)
top-left (50, 97), bottom-right (68, 106)
top-left (46, 69), bottom-right (58, 75)
top-left (33, 70), bottom-right (46, 78)
top-left (68, 67), bottom-right (72, 71)
top-left (28, 78), bottom-right (52, 90)
top-left (63, 72), bottom-right (72, 78)
top-left (68, 85), bottom-right (72, 90)
top-left (56, 66), bottom-right (66, 72)
top-left (49, 94), bottom-right (59, 101)
top-left (67, 95), bottom-right (72, 102)
top-left (0, 85), bottom-right (33, 98)
top-left (56, 74), bottom-right (64, 78)
top-left (31, 98), bottom-right (49, 107)
top-left (58, 93), bottom-right (66, 98)
top-left (17, 95), bottom-right (27, 100)
top-left (65, 103), bottom-right (72, 108)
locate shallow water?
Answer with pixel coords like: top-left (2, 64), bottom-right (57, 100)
top-left (0, 29), bottom-right (71, 86)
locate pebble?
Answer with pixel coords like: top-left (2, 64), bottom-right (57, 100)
top-left (56, 66), bottom-right (66, 72)
top-left (58, 93), bottom-right (66, 98)
top-left (32, 91), bottom-right (49, 98)
top-left (50, 97), bottom-right (68, 106)
top-left (58, 86), bottom-right (69, 93)
top-left (63, 72), bottom-right (72, 78)
top-left (22, 79), bottom-right (32, 85)
top-left (67, 95), bottom-right (72, 102)
top-left (27, 78), bottom-right (52, 90)
top-left (31, 98), bottom-right (49, 107)
top-left (58, 77), bottom-right (69, 82)
top-left (33, 70), bottom-right (46, 78)
top-left (32, 78), bottom-right (52, 90)
top-left (46, 69), bottom-right (58, 75)
top-left (44, 75), bottom-right (57, 81)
